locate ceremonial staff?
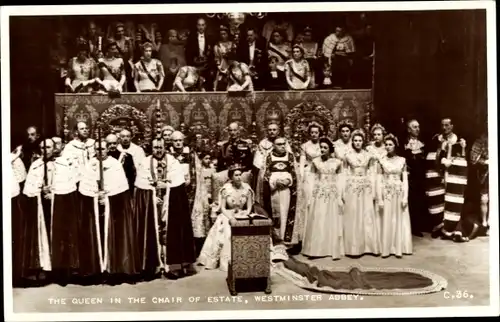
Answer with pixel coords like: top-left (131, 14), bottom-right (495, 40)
top-left (42, 103), bottom-right (48, 186)
top-left (97, 121), bottom-right (104, 193)
top-left (41, 101), bottom-right (51, 245)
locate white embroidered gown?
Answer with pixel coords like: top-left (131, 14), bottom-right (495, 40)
top-left (198, 182), bottom-right (254, 271)
top-left (378, 156), bottom-right (413, 257)
top-left (343, 150), bottom-right (381, 256)
top-left (302, 157), bottom-right (344, 259)
top-left (297, 141), bottom-right (321, 240)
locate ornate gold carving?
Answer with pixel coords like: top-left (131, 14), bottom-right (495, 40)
top-left (97, 104), bottom-right (152, 147)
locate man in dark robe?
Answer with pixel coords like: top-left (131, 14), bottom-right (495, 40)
top-left (11, 150), bottom-right (27, 287)
top-left (15, 126), bottom-right (42, 171)
top-left (106, 133), bottom-right (136, 192)
top-left (22, 139), bottom-right (55, 286)
top-left (136, 138), bottom-right (197, 279)
top-left (169, 130), bottom-right (196, 207)
top-left (25, 138), bottom-right (81, 286)
top-left (134, 139), bottom-right (169, 281)
top-left (402, 119), bottom-right (428, 236)
top-left (79, 140), bottom-right (141, 285)
top-left (425, 118), bottom-right (468, 242)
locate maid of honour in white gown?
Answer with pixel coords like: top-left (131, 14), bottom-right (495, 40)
top-left (376, 134), bottom-right (413, 257)
top-left (343, 130), bottom-right (381, 256)
top-left (301, 137), bottom-right (344, 260)
top-left (297, 123), bottom-right (322, 241)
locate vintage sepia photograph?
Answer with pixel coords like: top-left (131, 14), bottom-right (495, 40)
top-left (2, 1), bottom-right (498, 321)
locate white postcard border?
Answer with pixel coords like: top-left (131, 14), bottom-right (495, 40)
top-left (1, 1), bottom-right (498, 321)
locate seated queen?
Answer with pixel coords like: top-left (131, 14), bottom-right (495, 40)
top-left (197, 164), bottom-right (287, 271)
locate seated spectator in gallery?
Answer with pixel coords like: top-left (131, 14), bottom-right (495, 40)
top-left (135, 21), bottom-right (162, 57)
top-left (231, 28), bottom-right (241, 54)
top-left (65, 38), bottom-right (99, 93)
top-left (185, 17), bottom-right (214, 69)
top-left (285, 44), bottom-right (311, 90)
top-left (261, 56), bottom-right (288, 91)
top-left (267, 29), bottom-right (292, 72)
top-left (262, 15), bottom-right (294, 43)
top-left (300, 26), bottom-right (320, 89)
top-left (107, 22), bottom-right (135, 61)
top-left (178, 28), bottom-right (190, 45)
top-left (322, 25), bottom-right (356, 88)
top-left (237, 27), bottom-right (268, 91)
top-left (133, 42), bottom-right (165, 92)
top-left (82, 20), bottom-right (105, 60)
top-left (315, 57), bottom-right (335, 90)
top-left (213, 24), bottom-right (234, 91)
top-left (163, 57), bottom-right (181, 91)
top-left (293, 32), bottom-right (304, 46)
top-left (96, 42), bottom-right (126, 94)
top-left (159, 29), bottom-right (187, 73)
top-left (173, 63), bottom-right (206, 92)
top-left (108, 22), bottom-right (135, 92)
top-left (226, 52), bottom-right (253, 92)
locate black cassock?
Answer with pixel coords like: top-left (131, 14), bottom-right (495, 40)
top-left (108, 150), bottom-right (136, 193)
top-left (402, 138), bottom-right (429, 234)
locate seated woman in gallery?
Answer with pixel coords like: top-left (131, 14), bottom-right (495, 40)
top-left (226, 52), bottom-right (254, 92)
top-left (197, 164), bottom-right (287, 271)
top-left (172, 63), bottom-right (205, 92)
top-left (65, 38), bottom-right (99, 93)
top-left (133, 42), bottom-right (165, 92)
top-left (213, 24), bottom-right (234, 91)
top-left (96, 42), bottom-right (126, 94)
top-left (285, 44), bottom-right (311, 90)
top-left (267, 29), bottom-right (291, 72)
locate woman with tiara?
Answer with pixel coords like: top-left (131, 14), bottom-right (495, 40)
top-left (376, 134), bottom-right (412, 258)
top-left (301, 137), bottom-right (344, 260)
top-left (285, 45), bottom-right (311, 90)
top-left (367, 123), bottom-right (388, 161)
top-left (267, 29), bottom-right (291, 72)
top-left (295, 122), bottom-right (322, 251)
top-left (343, 129), bottom-right (381, 256)
top-left (198, 164), bottom-right (287, 271)
top-left (334, 120), bottom-right (354, 168)
top-left (65, 38), bottom-right (99, 93)
top-left (213, 24), bottom-right (234, 91)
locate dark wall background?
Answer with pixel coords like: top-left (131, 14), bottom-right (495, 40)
top-left (372, 9), bottom-right (487, 144)
top-left (9, 10), bottom-right (487, 149)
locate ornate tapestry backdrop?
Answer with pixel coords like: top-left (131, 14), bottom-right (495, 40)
top-left (55, 90), bottom-right (372, 148)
